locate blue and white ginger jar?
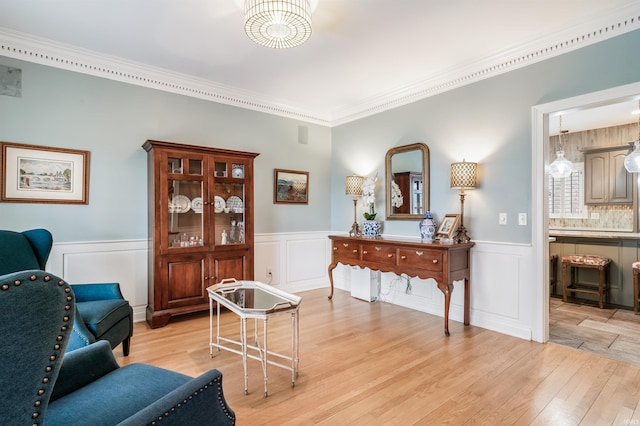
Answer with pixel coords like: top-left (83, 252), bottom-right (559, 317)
top-left (419, 212), bottom-right (437, 242)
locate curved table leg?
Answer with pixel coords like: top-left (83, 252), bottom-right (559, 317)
top-left (437, 281), bottom-right (454, 336)
top-left (327, 262), bottom-right (337, 299)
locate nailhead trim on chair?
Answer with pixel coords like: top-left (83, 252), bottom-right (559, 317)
top-left (1, 274), bottom-right (73, 426)
top-left (148, 375), bottom-right (235, 425)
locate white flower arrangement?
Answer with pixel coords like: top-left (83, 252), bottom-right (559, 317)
top-left (391, 180), bottom-right (403, 208)
top-left (361, 174), bottom-right (378, 220)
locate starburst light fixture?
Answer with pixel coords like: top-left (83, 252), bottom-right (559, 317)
top-left (244, 0), bottom-right (312, 49)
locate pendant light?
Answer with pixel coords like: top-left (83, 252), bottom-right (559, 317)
top-left (549, 115), bottom-right (573, 179)
top-left (623, 100), bottom-right (640, 173)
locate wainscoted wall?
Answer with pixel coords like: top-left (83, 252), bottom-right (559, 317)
top-left (254, 231), bottom-right (333, 293)
top-left (47, 233), bottom-right (535, 341)
top-left (48, 239), bottom-right (149, 322)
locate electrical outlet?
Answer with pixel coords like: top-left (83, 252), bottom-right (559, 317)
top-left (518, 213), bottom-right (527, 226)
top-left (499, 213), bottom-right (507, 225)
top-left (266, 267), bottom-right (273, 276)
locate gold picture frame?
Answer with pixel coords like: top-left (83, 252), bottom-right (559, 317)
top-left (274, 169), bottom-right (309, 204)
top-left (1, 142), bottom-right (89, 204)
top-left (436, 214), bottom-right (460, 238)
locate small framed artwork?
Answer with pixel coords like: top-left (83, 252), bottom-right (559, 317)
top-left (1, 142), bottom-right (90, 204)
top-left (436, 214), bottom-right (460, 238)
top-left (274, 169), bottom-right (309, 204)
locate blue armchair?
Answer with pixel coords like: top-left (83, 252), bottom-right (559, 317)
top-left (0, 269), bottom-right (235, 425)
top-left (0, 229), bottom-right (133, 355)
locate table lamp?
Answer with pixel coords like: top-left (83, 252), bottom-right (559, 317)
top-left (345, 175), bottom-right (364, 237)
top-left (450, 160), bottom-right (478, 243)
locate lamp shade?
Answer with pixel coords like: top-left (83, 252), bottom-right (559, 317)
top-left (450, 161), bottom-right (478, 189)
top-left (244, 0), bottom-right (312, 49)
top-left (345, 175), bottom-right (364, 197)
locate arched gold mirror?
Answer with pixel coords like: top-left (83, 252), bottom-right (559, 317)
top-left (385, 142), bottom-right (430, 220)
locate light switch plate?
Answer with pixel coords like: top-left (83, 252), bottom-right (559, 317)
top-left (518, 213), bottom-right (527, 226)
top-left (499, 213), bottom-right (507, 225)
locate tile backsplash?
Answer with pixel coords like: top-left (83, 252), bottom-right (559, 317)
top-left (549, 205), bottom-right (633, 231)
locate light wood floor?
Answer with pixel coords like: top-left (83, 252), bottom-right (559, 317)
top-left (549, 296), bottom-right (640, 366)
top-left (116, 289), bottom-right (640, 425)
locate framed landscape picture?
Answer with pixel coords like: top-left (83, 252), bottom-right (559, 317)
top-left (1, 142), bottom-right (89, 204)
top-left (274, 169), bottom-right (309, 204)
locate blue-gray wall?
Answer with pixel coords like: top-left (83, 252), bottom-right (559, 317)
top-left (1, 29), bottom-right (640, 244)
top-left (332, 29), bottom-right (640, 243)
top-left (0, 58), bottom-right (332, 241)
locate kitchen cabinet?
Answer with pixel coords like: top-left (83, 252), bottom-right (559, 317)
top-left (143, 140), bottom-right (259, 328)
top-left (550, 235), bottom-right (640, 307)
top-left (584, 147), bottom-right (633, 205)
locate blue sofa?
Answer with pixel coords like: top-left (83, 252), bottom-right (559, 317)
top-left (0, 228), bottom-right (133, 355)
top-left (0, 269), bottom-right (235, 425)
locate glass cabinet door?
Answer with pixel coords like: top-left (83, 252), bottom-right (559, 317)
top-left (166, 155), bottom-right (205, 249)
top-left (212, 159), bottom-right (247, 246)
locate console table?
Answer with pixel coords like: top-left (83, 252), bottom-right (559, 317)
top-left (327, 235), bottom-right (474, 336)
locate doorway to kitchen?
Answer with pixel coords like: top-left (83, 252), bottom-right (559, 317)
top-left (533, 82), bottom-right (640, 356)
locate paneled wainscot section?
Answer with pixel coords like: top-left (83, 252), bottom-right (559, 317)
top-left (46, 234), bottom-right (538, 342)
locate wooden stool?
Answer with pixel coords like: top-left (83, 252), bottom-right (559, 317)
top-left (633, 261), bottom-right (640, 314)
top-left (550, 254), bottom-right (558, 294)
top-left (562, 254), bottom-right (611, 309)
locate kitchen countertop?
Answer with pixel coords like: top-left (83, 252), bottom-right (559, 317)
top-left (550, 229), bottom-right (640, 239)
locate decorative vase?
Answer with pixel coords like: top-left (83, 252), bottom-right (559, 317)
top-left (419, 212), bottom-right (437, 242)
top-left (363, 220), bottom-right (381, 239)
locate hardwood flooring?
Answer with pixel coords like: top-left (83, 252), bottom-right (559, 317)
top-left (549, 296), bottom-right (640, 366)
top-left (116, 289), bottom-right (640, 425)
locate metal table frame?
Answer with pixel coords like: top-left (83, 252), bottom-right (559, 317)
top-left (207, 279), bottom-right (301, 397)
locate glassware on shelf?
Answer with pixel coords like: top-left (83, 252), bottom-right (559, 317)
top-left (229, 218), bottom-right (237, 243)
top-left (237, 221), bottom-right (244, 244)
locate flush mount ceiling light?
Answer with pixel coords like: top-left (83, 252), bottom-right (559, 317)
top-left (244, 0), bottom-right (312, 49)
top-left (549, 114), bottom-right (573, 179)
top-left (623, 100), bottom-right (640, 173)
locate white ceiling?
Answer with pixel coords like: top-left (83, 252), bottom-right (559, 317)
top-left (0, 0), bottom-right (639, 128)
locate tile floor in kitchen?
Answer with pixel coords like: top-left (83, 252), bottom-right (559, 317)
top-left (549, 296), bottom-right (640, 366)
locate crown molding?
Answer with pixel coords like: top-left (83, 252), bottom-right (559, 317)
top-left (330, 4), bottom-right (640, 126)
top-left (1, 4), bottom-right (639, 128)
top-left (0, 27), bottom-right (332, 126)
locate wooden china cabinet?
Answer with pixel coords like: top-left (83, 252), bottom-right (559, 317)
top-left (143, 140), bottom-right (259, 328)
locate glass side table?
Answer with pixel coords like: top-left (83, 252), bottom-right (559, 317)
top-left (207, 279), bottom-right (301, 397)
